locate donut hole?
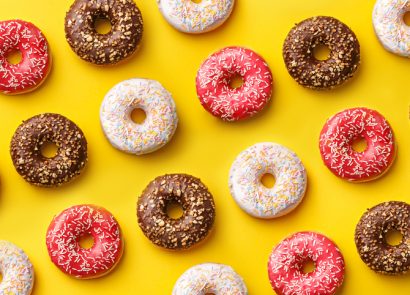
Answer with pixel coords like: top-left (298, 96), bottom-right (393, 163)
top-left (261, 173), bottom-right (276, 189)
top-left (301, 259), bottom-right (316, 274)
top-left (40, 141), bottom-right (58, 159)
top-left (191, 0), bottom-right (203, 3)
top-left (351, 137), bottom-right (368, 153)
top-left (0, 272), bottom-right (2, 283)
top-left (229, 74), bottom-right (244, 89)
top-left (385, 229), bottom-right (403, 246)
top-left (131, 108), bottom-right (147, 124)
top-left (78, 233), bottom-right (95, 250)
top-left (313, 43), bottom-right (331, 61)
top-left (166, 201), bottom-right (184, 220)
top-left (94, 16), bottom-right (112, 35)
top-left (403, 11), bottom-right (410, 26)
top-left (6, 49), bottom-right (22, 65)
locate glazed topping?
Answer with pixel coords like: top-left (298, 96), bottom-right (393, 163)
top-left (0, 20), bottom-right (50, 94)
top-left (283, 16), bottom-right (360, 89)
top-left (100, 79), bottom-right (178, 155)
top-left (196, 46), bottom-right (273, 121)
top-left (355, 201), bottom-right (410, 275)
top-left (319, 107), bottom-right (395, 182)
top-left (172, 263), bottom-right (248, 295)
top-left (46, 205), bottom-right (123, 279)
top-left (229, 142), bottom-right (307, 219)
top-left (373, 0), bottom-right (410, 56)
top-left (65, 0), bottom-right (143, 65)
top-left (268, 232), bottom-right (345, 295)
top-left (0, 241), bottom-right (34, 294)
top-left (10, 113), bottom-right (88, 187)
top-left (158, 0), bottom-right (234, 33)
top-left (137, 174), bottom-right (215, 250)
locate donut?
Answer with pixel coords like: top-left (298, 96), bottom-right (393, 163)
top-left (0, 20), bottom-right (51, 95)
top-left (229, 142), bottom-right (307, 219)
top-left (196, 46), bottom-right (273, 121)
top-left (373, 0), bottom-right (410, 57)
top-left (172, 263), bottom-right (247, 294)
top-left (46, 204), bottom-right (123, 279)
top-left (100, 78), bottom-right (178, 155)
top-left (268, 232), bottom-right (345, 295)
top-left (10, 113), bottom-right (88, 187)
top-left (355, 201), bottom-right (410, 275)
top-left (0, 241), bottom-right (34, 294)
top-left (319, 107), bottom-right (396, 182)
top-left (157, 0), bottom-right (235, 34)
top-left (283, 16), bottom-right (360, 90)
top-left (65, 0), bottom-right (143, 65)
top-left (137, 174), bottom-right (215, 250)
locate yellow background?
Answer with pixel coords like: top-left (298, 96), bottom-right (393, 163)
top-left (0, 0), bottom-right (409, 294)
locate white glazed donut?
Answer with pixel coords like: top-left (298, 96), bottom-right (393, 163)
top-left (229, 142), bottom-right (307, 219)
top-left (100, 78), bottom-right (178, 155)
top-left (373, 0), bottom-right (410, 56)
top-left (157, 0), bottom-right (235, 34)
top-left (0, 241), bottom-right (34, 294)
top-left (172, 263), bottom-right (247, 295)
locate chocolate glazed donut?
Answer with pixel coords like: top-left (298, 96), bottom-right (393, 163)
top-left (283, 16), bottom-right (360, 90)
top-left (10, 113), bottom-right (88, 187)
top-left (65, 0), bottom-right (143, 65)
top-left (137, 174), bottom-right (216, 250)
top-left (355, 201), bottom-right (410, 275)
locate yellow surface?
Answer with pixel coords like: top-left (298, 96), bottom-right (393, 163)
top-left (0, 0), bottom-right (409, 294)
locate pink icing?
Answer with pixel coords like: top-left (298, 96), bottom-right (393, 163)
top-left (319, 107), bottom-right (395, 182)
top-left (268, 231), bottom-right (345, 295)
top-left (196, 46), bottom-right (273, 121)
top-left (0, 20), bottom-right (50, 94)
top-left (46, 204), bottom-right (123, 279)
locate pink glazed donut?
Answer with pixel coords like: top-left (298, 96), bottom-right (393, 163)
top-left (319, 107), bottom-right (396, 182)
top-left (0, 20), bottom-right (51, 95)
top-left (268, 232), bottom-right (345, 295)
top-left (196, 46), bottom-right (273, 121)
top-left (46, 204), bottom-right (123, 279)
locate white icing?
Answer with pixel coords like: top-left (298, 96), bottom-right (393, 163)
top-left (100, 78), bottom-right (178, 155)
top-left (229, 142), bottom-right (307, 219)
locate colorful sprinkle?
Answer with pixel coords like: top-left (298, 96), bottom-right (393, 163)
top-left (100, 78), bottom-right (178, 155)
top-left (373, 0), bottom-right (410, 57)
top-left (172, 263), bottom-right (247, 294)
top-left (157, 0), bottom-right (234, 33)
top-left (229, 142), bottom-right (307, 218)
top-left (0, 241), bottom-right (34, 295)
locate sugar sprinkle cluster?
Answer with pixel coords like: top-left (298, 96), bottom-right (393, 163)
top-left (100, 79), bottom-right (178, 155)
top-left (0, 241), bottom-right (34, 295)
top-left (373, 0), bottom-right (410, 57)
top-left (196, 46), bottom-right (273, 121)
top-left (46, 205), bottom-right (123, 279)
top-left (172, 263), bottom-right (247, 295)
top-left (229, 142), bottom-right (307, 218)
top-left (157, 0), bottom-right (234, 33)
top-left (0, 20), bottom-right (50, 94)
top-left (319, 107), bottom-right (395, 182)
top-left (268, 232), bottom-right (345, 295)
